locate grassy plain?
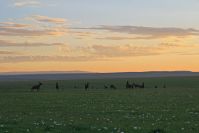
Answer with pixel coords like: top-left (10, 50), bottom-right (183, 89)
top-left (0, 77), bottom-right (199, 133)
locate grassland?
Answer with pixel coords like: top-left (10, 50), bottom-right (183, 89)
top-left (0, 77), bottom-right (199, 133)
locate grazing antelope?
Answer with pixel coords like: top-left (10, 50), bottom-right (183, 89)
top-left (31, 82), bottom-right (42, 92)
top-left (110, 84), bottom-right (117, 90)
top-left (104, 85), bottom-right (108, 89)
top-left (133, 82), bottom-right (145, 89)
top-left (126, 81), bottom-right (145, 89)
top-left (163, 84), bottom-right (166, 88)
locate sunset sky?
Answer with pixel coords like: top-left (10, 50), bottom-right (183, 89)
top-left (0, 0), bottom-right (199, 73)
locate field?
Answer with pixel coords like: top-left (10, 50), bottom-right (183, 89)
top-left (0, 77), bottom-right (199, 133)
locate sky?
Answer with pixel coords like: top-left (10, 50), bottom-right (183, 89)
top-left (0, 0), bottom-right (199, 73)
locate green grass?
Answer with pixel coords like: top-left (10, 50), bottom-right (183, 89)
top-left (0, 77), bottom-right (199, 133)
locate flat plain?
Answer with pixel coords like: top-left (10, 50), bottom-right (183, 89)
top-left (0, 77), bottom-right (199, 133)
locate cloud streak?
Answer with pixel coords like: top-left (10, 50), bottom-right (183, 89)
top-left (13, 0), bottom-right (41, 7)
top-left (1, 41), bottom-right (196, 63)
top-left (0, 40), bottom-right (64, 47)
top-left (0, 50), bottom-right (21, 55)
top-left (0, 55), bottom-right (100, 63)
top-left (90, 44), bottom-right (161, 57)
top-left (32, 15), bottom-right (66, 24)
top-left (0, 44), bottom-right (166, 63)
top-left (75, 25), bottom-right (199, 39)
top-left (0, 22), bottom-right (66, 36)
top-left (0, 22), bottom-right (30, 28)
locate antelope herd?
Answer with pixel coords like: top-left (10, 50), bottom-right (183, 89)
top-left (31, 80), bottom-right (166, 92)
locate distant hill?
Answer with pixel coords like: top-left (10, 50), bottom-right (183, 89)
top-left (0, 71), bottom-right (199, 81)
top-left (0, 71), bottom-right (89, 75)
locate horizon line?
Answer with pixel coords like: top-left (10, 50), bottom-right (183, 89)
top-left (0, 70), bottom-right (198, 75)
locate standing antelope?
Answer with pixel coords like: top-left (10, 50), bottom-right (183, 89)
top-left (85, 82), bottom-right (89, 90)
top-left (56, 82), bottom-right (59, 91)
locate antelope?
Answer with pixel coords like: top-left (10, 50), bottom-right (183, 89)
top-left (31, 82), bottom-right (42, 92)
